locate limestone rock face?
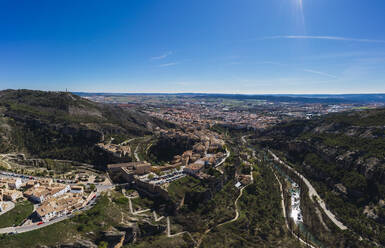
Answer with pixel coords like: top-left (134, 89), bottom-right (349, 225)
top-left (102, 228), bottom-right (126, 248)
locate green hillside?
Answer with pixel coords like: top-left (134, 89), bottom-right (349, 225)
top-left (255, 108), bottom-right (385, 245)
top-left (0, 89), bottom-right (173, 168)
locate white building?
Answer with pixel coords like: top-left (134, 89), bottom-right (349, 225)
top-left (8, 178), bottom-right (22, 190)
top-left (52, 185), bottom-right (71, 198)
top-left (30, 192), bottom-right (46, 203)
top-left (70, 185), bottom-right (84, 194)
top-left (235, 182), bottom-right (242, 188)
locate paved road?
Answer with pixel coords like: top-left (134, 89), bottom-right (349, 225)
top-left (0, 155), bottom-right (11, 169)
top-left (268, 150), bottom-right (348, 230)
top-left (0, 191), bottom-right (100, 234)
top-left (134, 145), bottom-right (140, 162)
top-left (214, 149), bottom-right (230, 168)
top-left (119, 138), bottom-right (136, 146)
top-left (0, 184), bottom-right (110, 234)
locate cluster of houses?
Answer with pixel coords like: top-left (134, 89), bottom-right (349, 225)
top-left (97, 142), bottom-right (131, 158)
top-left (107, 129), bottom-right (228, 202)
top-left (108, 162), bottom-right (152, 182)
top-left (181, 150), bottom-right (225, 177)
top-left (0, 178), bottom-right (24, 203)
top-left (153, 129), bottom-right (227, 178)
top-left (0, 177), bottom-right (93, 223)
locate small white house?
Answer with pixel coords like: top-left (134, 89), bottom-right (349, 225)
top-left (235, 182), bottom-right (242, 188)
top-left (36, 207), bottom-right (56, 222)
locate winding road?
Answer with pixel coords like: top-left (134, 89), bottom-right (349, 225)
top-left (134, 145), bottom-right (140, 162)
top-left (0, 154), bottom-right (12, 169)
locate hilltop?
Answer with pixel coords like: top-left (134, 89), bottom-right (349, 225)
top-left (0, 89), bottom-right (173, 168)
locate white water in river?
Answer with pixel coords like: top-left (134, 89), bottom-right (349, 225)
top-left (290, 182), bottom-right (303, 223)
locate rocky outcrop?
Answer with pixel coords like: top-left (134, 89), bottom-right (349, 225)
top-left (149, 134), bottom-right (199, 163)
top-left (59, 240), bottom-right (97, 248)
top-left (101, 228), bottom-right (126, 248)
top-left (117, 223), bottom-right (140, 243)
top-left (138, 221), bottom-right (166, 237)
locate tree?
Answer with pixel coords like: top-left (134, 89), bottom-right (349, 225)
top-left (89, 184), bottom-right (96, 192)
top-left (98, 241), bottom-right (108, 248)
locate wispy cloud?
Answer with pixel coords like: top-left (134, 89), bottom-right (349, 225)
top-left (264, 35), bottom-right (385, 43)
top-left (259, 61), bottom-right (287, 66)
top-left (151, 51), bottom-right (173, 60)
top-left (258, 60), bottom-right (338, 79)
top-left (158, 62), bottom-right (179, 67)
top-left (303, 69), bottom-right (338, 78)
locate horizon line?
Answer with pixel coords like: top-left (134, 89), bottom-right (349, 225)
top-left (2, 88), bottom-right (385, 95)
top-left (71, 91), bottom-right (385, 96)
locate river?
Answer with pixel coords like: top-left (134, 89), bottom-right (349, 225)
top-left (273, 163), bottom-right (325, 248)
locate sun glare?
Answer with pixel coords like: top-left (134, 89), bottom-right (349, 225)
top-left (294, 0), bottom-right (306, 33)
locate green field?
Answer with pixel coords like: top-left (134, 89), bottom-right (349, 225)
top-left (0, 201), bottom-right (33, 228)
top-left (0, 194), bottom-right (120, 247)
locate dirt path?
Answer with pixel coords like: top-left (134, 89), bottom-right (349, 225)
top-left (217, 186), bottom-right (245, 228)
top-left (153, 211), bottom-right (164, 222)
top-left (195, 186), bottom-right (245, 247)
top-left (166, 216), bottom-right (197, 244)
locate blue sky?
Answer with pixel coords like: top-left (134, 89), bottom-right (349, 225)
top-left (1, 0), bottom-right (385, 93)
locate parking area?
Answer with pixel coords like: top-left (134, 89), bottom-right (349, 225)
top-left (140, 168), bottom-right (186, 186)
top-left (151, 172), bottom-right (186, 185)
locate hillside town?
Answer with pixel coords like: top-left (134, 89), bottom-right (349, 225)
top-left (107, 127), bottom-right (230, 200)
top-left (0, 174), bottom-right (96, 224)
